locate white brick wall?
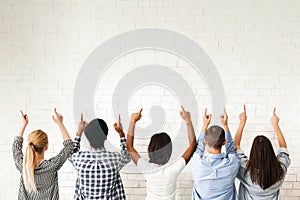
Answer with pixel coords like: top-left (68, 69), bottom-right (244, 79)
top-left (1, 0), bottom-right (300, 199)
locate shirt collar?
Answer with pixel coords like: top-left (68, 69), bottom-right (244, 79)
top-left (90, 147), bottom-right (106, 152)
top-left (206, 152), bottom-right (226, 159)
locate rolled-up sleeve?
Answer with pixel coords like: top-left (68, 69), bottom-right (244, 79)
top-left (277, 148), bottom-right (291, 172)
top-left (50, 139), bottom-right (74, 170)
top-left (12, 136), bottom-right (24, 173)
top-left (118, 137), bottom-right (131, 170)
top-left (236, 149), bottom-right (248, 181)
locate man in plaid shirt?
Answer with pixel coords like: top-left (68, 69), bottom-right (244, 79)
top-left (69, 114), bottom-right (131, 199)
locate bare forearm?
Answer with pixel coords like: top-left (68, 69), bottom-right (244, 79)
top-left (202, 124), bottom-right (208, 132)
top-left (19, 125), bottom-right (26, 137)
top-left (223, 124), bottom-right (229, 132)
top-left (127, 121), bottom-right (136, 147)
top-left (186, 120), bottom-right (196, 144)
top-left (234, 122), bottom-right (245, 150)
top-left (273, 124), bottom-right (287, 148)
top-left (57, 122), bottom-right (71, 141)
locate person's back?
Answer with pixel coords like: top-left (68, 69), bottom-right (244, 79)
top-left (234, 106), bottom-right (291, 200)
top-left (137, 156), bottom-right (186, 199)
top-left (126, 107), bottom-right (197, 200)
top-left (69, 115), bottom-right (131, 199)
top-left (12, 109), bottom-right (74, 200)
top-left (190, 109), bottom-right (240, 200)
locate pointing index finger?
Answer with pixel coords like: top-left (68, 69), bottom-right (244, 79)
top-left (181, 105), bottom-right (185, 112)
top-left (80, 113), bottom-right (83, 122)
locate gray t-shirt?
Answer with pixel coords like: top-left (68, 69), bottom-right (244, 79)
top-left (236, 148), bottom-right (291, 200)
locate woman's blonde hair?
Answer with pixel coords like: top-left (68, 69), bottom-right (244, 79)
top-left (23, 130), bottom-right (48, 192)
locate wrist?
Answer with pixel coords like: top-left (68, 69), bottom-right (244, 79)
top-left (239, 121), bottom-right (246, 126)
top-left (186, 120), bottom-right (192, 126)
top-left (223, 124), bottom-right (229, 131)
top-left (76, 131), bottom-right (83, 136)
top-left (272, 123), bottom-right (280, 129)
top-left (202, 125), bottom-right (208, 132)
top-left (119, 132), bottom-right (125, 137)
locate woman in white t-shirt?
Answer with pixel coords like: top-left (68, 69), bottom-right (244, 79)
top-left (126, 106), bottom-right (197, 200)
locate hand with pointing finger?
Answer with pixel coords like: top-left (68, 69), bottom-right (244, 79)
top-left (220, 108), bottom-right (228, 126)
top-left (180, 106), bottom-right (192, 124)
top-left (20, 110), bottom-right (28, 126)
top-left (19, 110), bottom-right (28, 137)
top-left (131, 108), bottom-right (143, 123)
top-left (202, 108), bottom-right (212, 132)
top-left (271, 107), bottom-right (280, 128)
top-left (239, 104), bottom-right (247, 124)
top-left (114, 115), bottom-right (125, 137)
top-left (52, 108), bottom-right (63, 124)
top-left (77, 113), bottom-right (88, 136)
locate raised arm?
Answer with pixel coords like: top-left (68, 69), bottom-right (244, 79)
top-left (51, 108), bottom-right (74, 170)
top-left (52, 108), bottom-right (71, 141)
top-left (126, 108), bottom-right (143, 165)
top-left (74, 113), bottom-right (87, 153)
top-left (195, 108), bottom-right (212, 157)
top-left (220, 108), bottom-right (236, 154)
top-left (272, 108), bottom-right (287, 148)
top-left (19, 111), bottom-right (28, 137)
top-left (179, 106), bottom-right (197, 164)
top-left (113, 115), bottom-right (131, 169)
top-left (234, 105), bottom-right (247, 150)
top-left (12, 111), bottom-right (29, 172)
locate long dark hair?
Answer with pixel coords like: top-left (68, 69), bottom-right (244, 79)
top-left (148, 132), bottom-right (172, 165)
top-left (246, 135), bottom-right (284, 189)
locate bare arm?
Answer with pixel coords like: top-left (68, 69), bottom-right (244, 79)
top-left (52, 108), bottom-right (71, 141)
top-left (19, 111), bottom-right (28, 137)
top-left (126, 109), bottom-right (143, 165)
top-left (114, 114), bottom-right (131, 169)
top-left (272, 108), bottom-right (287, 148)
top-left (220, 108), bottom-right (229, 132)
top-left (234, 105), bottom-right (247, 150)
top-left (180, 106), bottom-right (197, 164)
top-left (195, 108), bottom-right (212, 157)
top-left (221, 108), bottom-right (236, 154)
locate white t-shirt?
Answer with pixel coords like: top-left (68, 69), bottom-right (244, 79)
top-left (136, 157), bottom-right (186, 200)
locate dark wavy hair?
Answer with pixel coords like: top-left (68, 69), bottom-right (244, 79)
top-left (148, 132), bottom-right (172, 165)
top-left (246, 135), bottom-right (284, 189)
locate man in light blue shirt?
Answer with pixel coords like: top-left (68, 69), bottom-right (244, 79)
top-left (190, 108), bottom-right (240, 200)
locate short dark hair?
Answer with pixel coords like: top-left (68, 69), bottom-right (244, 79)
top-left (205, 125), bottom-right (225, 149)
top-left (84, 118), bottom-right (108, 148)
top-left (148, 132), bottom-right (172, 165)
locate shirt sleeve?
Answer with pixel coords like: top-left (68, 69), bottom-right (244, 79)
top-left (236, 149), bottom-right (248, 180)
top-left (225, 131), bottom-right (237, 155)
top-left (277, 148), bottom-right (291, 172)
top-left (12, 136), bottom-right (24, 173)
top-left (166, 157), bottom-right (186, 176)
top-left (117, 137), bottom-right (131, 171)
top-left (68, 136), bottom-right (81, 166)
top-left (49, 139), bottom-right (74, 171)
top-left (194, 131), bottom-right (206, 158)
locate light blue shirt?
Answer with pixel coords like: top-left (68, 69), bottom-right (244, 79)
top-left (190, 131), bottom-right (240, 200)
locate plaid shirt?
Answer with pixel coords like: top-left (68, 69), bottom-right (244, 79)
top-left (69, 136), bottom-right (131, 200)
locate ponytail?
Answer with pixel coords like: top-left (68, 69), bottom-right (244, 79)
top-left (23, 130), bottom-right (48, 192)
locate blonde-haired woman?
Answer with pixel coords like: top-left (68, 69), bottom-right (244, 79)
top-left (12, 109), bottom-right (73, 199)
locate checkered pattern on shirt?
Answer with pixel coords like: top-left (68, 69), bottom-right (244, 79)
top-left (69, 136), bottom-right (131, 200)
